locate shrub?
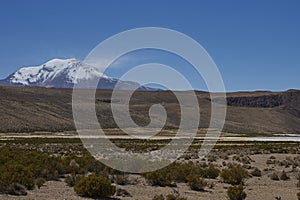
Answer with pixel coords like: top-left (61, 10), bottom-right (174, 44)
top-left (34, 178), bottom-right (46, 189)
top-left (146, 163), bottom-right (218, 185)
top-left (153, 194), bottom-right (165, 200)
top-left (0, 164), bottom-right (34, 191)
top-left (152, 193), bottom-right (187, 200)
top-left (297, 180), bottom-right (300, 188)
top-left (203, 165), bottom-right (220, 179)
top-left (74, 174), bottom-right (116, 198)
top-left (145, 169), bottom-right (175, 187)
top-left (250, 168), bottom-right (262, 177)
top-left (280, 171), bottom-right (289, 180)
top-left (65, 174), bottom-right (83, 187)
top-left (270, 172), bottom-right (280, 181)
top-left (220, 166), bottom-right (248, 185)
top-left (187, 174), bottom-right (207, 191)
top-left (0, 148), bottom-right (72, 195)
top-left (113, 174), bottom-right (130, 185)
top-left (168, 163), bottom-right (198, 183)
top-left (227, 185), bottom-right (247, 200)
top-left (62, 155), bottom-right (107, 176)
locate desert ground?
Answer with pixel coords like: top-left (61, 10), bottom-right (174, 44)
top-left (1, 87), bottom-right (300, 199)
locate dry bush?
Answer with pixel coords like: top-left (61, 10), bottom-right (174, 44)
top-left (297, 180), bottom-right (300, 188)
top-left (74, 174), bottom-right (116, 198)
top-left (34, 178), bottom-right (46, 189)
top-left (152, 193), bottom-right (187, 200)
top-left (187, 175), bottom-right (207, 191)
top-left (153, 194), bottom-right (165, 200)
top-left (65, 174), bottom-right (83, 187)
top-left (145, 169), bottom-right (176, 187)
top-left (220, 166), bottom-right (248, 185)
top-left (227, 185), bottom-right (247, 200)
top-left (203, 165), bottom-right (220, 179)
top-left (270, 172), bottom-right (280, 181)
top-left (250, 168), bottom-right (262, 177)
top-left (113, 174), bottom-right (130, 185)
top-left (280, 171), bottom-right (290, 180)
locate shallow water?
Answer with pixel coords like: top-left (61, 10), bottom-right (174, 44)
top-left (1, 133), bottom-right (300, 142)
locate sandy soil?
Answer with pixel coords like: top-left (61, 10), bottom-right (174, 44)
top-left (0, 180), bottom-right (85, 200)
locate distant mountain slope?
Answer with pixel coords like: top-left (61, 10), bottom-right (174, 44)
top-left (0, 86), bottom-right (299, 134)
top-left (223, 90), bottom-right (300, 133)
top-left (0, 58), bottom-right (153, 90)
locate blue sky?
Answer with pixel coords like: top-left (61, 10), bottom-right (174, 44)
top-left (0, 0), bottom-right (299, 91)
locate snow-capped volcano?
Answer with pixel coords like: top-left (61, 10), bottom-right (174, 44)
top-left (9, 58), bottom-right (110, 86)
top-left (0, 58), bottom-right (151, 90)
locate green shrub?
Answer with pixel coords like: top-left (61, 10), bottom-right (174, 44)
top-left (250, 168), bottom-right (262, 177)
top-left (145, 163), bottom-right (218, 186)
top-left (167, 163), bottom-right (199, 183)
top-left (227, 185), bottom-right (247, 200)
top-left (74, 174), bottom-right (116, 198)
top-left (145, 169), bottom-right (175, 187)
top-left (0, 148), bottom-right (67, 183)
top-left (187, 174), bottom-right (207, 191)
top-left (62, 155), bottom-right (107, 176)
top-left (220, 166), bottom-right (248, 185)
top-left (0, 164), bottom-right (34, 191)
top-left (0, 148), bottom-right (67, 195)
top-left (203, 165), bottom-right (220, 179)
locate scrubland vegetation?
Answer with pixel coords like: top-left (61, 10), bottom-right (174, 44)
top-left (1, 138), bottom-right (300, 199)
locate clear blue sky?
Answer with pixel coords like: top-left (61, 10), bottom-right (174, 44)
top-left (0, 0), bottom-right (299, 91)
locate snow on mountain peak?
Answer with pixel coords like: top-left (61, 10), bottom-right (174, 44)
top-left (10, 58), bottom-right (110, 86)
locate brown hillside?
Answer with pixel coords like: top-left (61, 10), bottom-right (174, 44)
top-left (0, 86), bottom-right (299, 134)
